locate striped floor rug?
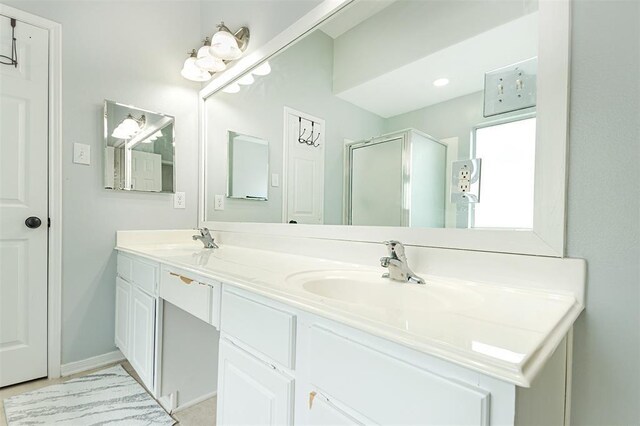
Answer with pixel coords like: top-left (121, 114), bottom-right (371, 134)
top-left (3, 365), bottom-right (175, 425)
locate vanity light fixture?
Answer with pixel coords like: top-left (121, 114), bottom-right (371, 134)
top-left (210, 22), bottom-right (250, 61)
top-left (433, 78), bottom-right (450, 87)
top-left (195, 37), bottom-right (227, 73)
top-left (112, 114), bottom-right (146, 140)
top-left (181, 49), bottom-right (212, 82)
top-left (181, 22), bottom-right (249, 82)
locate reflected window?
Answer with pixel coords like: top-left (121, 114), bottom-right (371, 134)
top-left (472, 117), bottom-right (536, 229)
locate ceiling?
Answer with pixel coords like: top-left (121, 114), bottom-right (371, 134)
top-left (333, 12), bottom-right (538, 118)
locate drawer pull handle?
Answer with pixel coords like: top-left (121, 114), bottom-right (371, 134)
top-left (169, 272), bottom-right (194, 285)
top-left (309, 391), bottom-right (316, 409)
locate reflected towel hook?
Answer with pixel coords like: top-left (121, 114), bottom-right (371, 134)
top-left (0, 18), bottom-right (18, 68)
top-left (297, 117), bottom-right (321, 148)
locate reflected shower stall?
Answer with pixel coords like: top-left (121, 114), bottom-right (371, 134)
top-left (344, 129), bottom-right (446, 227)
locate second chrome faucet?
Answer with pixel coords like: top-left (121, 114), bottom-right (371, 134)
top-left (380, 240), bottom-right (425, 284)
top-left (193, 228), bottom-right (219, 249)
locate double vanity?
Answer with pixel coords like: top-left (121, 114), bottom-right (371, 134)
top-left (114, 229), bottom-right (584, 425)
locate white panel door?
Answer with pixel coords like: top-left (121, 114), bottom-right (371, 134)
top-left (217, 338), bottom-right (294, 426)
top-left (130, 150), bottom-right (162, 192)
top-left (285, 111), bottom-right (325, 224)
top-left (0, 17), bottom-right (49, 388)
top-left (129, 286), bottom-right (156, 391)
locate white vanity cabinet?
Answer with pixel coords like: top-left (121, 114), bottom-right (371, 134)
top-left (115, 253), bottom-right (159, 393)
top-left (217, 288), bottom-right (297, 425)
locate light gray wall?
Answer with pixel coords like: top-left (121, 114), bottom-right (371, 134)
top-left (566, 0), bottom-right (639, 424)
top-left (205, 31), bottom-right (387, 225)
top-left (4, 0), bottom-right (202, 364)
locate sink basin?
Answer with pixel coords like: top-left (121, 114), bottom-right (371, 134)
top-left (286, 270), bottom-right (483, 314)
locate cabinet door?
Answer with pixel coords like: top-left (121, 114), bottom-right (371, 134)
top-left (115, 277), bottom-right (131, 359)
top-left (129, 286), bottom-right (156, 391)
top-left (217, 338), bottom-right (294, 426)
top-left (307, 390), bottom-right (364, 425)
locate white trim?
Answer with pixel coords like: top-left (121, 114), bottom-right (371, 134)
top-left (0, 3), bottom-right (63, 379)
top-left (60, 350), bottom-right (125, 377)
top-left (198, 0), bottom-right (571, 258)
top-left (172, 391), bottom-right (218, 414)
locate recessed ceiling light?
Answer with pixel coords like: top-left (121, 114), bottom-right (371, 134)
top-left (433, 78), bottom-right (449, 87)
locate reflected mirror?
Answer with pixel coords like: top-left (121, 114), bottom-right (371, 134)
top-left (204, 0), bottom-right (539, 229)
top-left (227, 131), bottom-right (269, 200)
top-left (104, 100), bottom-right (175, 193)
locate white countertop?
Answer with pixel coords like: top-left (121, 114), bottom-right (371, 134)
top-left (115, 240), bottom-right (583, 387)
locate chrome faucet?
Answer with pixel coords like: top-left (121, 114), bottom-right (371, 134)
top-left (380, 240), bottom-right (425, 284)
top-left (192, 228), bottom-right (219, 249)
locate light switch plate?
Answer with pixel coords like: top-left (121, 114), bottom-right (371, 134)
top-left (73, 143), bottom-right (91, 165)
top-left (451, 159), bottom-right (481, 203)
top-left (484, 57), bottom-right (537, 117)
top-left (271, 173), bottom-right (280, 187)
top-left (214, 194), bottom-right (225, 211)
top-left (174, 192), bottom-right (186, 209)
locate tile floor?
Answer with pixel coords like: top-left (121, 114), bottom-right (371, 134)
top-left (0, 361), bottom-right (216, 426)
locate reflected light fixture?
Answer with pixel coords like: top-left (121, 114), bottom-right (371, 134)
top-left (181, 49), bottom-right (212, 82)
top-left (252, 61), bottom-right (271, 76)
top-left (237, 73), bottom-right (254, 85)
top-left (210, 22), bottom-right (250, 61)
top-left (222, 82), bottom-right (241, 94)
top-left (112, 114), bottom-right (146, 140)
top-left (433, 78), bottom-right (450, 87)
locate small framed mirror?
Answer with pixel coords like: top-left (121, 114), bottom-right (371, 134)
top-left (227, 131), bottom-right (269, 201)
top-left (104, 100), bottom-right (175, 193)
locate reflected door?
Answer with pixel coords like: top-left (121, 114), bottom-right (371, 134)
top-left (0, 17), bottom-right (49, 387)
top-left (285, 110), bottom-right (325, 224)
top-left (350, 138), bottom-right (404, 226)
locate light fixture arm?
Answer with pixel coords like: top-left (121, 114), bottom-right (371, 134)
top-left (217, 21), bottom-right (250, 53)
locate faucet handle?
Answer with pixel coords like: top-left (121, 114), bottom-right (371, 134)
top-left (383, 240), bottom-right (406, 260)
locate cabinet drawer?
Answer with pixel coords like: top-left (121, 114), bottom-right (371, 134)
top-left (221, 289), bottom-right (296, 369)
top-left (308, 326), bottom-right (490, 426)
top-left (131, 257), bottom-right (158, 296)
top-left (160, 267), bottom-right (212, 323)
top-left (117, 254), bottom-right (132, 282)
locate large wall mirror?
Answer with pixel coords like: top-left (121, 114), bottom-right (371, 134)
top-left (104, 100), bottom-right (176, 193)
top-left (200, 0), bottom-right (569, 256)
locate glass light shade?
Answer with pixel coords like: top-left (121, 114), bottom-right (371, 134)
top-left (237, 73), bottom-right (254, 85)
top-left (253, 61), bottom-right (271, 76)
top-left (222, 82), bottom-right (240, 94)
top-left (210, 30), bottom-right (242, 60)
top-left (181, 56), bottom-right (212, 82)
top-left (121, 118), bottom-right (141, 134)
top-left (195, 49), bottom-right (227, 73)
top-left (111, 126), bottom-right (131, 139)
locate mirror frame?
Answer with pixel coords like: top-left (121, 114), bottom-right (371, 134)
top-left (198, 0), bottom-right (570, 257)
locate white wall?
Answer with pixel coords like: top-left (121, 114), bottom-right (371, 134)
top-left (4, 0), bottom-right (202, 364)
top-left (566, 0), bottom-right (639, 424)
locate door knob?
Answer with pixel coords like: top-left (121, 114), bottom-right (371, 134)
top-left (25, 216), bottom-right (42, 229)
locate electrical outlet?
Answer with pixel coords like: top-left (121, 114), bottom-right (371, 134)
top-left (174, 192), bottom-right (186, 209)
top-left (214, 194), bottom-right (225, 211)
top-left (451, 159), bottom-right (481, 203)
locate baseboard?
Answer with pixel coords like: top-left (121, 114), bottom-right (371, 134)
top-left (172, 391), bottom-right (217, 414)
top-left (60, 350), bottom-right (125, 377)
